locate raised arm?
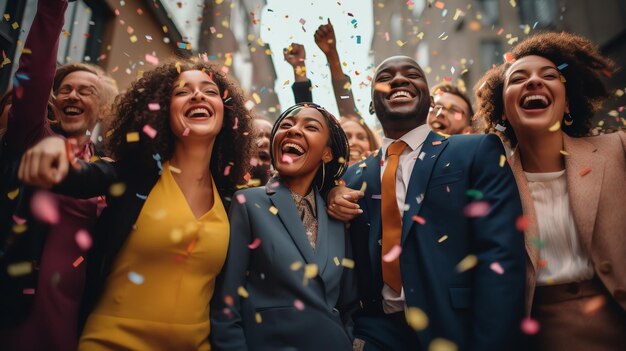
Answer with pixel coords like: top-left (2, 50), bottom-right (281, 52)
top-left (284, 43), bottom-right (312, 103)
top-left (314, 19), bottom-right (360, 119)
top-left (6, 0), bottom-right (68, 156)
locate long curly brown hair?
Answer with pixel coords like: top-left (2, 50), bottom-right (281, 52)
top-left (106, 59), bottom-right (254, 195)
top-left (474, 32), bottom-right (615, 146)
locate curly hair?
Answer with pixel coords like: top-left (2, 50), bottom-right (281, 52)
top-left (270, 102), bottom-right (349, 195)
top-left (106, 59), bottom-right (254, 195)
top-left (474, 32), bottom-right (615, 146)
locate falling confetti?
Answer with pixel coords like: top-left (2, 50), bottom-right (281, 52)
top-left (238, 286), bottom-right (249, 298)
top-left (382, 245), bottom-right (402, 262)
top-left (128, 271), bottom-right (144, 284)
top-left (341, 258), bottom-right (355, 269)
top-left (304, 264), bottom-right (319, 278)
top-left (247, 238), bottom-right (262, 249)
top-left (31, 191), bottom-right (59, 224)
top-left (405, 307), bottom-right (429, 331)
top-left (142, 124), bottom-right (157, 139)
top-left (456, 254), bottom-right (477, 273)
top-left (520, 317), bottom-right (540, 335)
top-left (490, 262), bottom-right (505, 275)
top-left (7, 188), bottom-right (19, 200)
top-left (75, 229), bottom-right (92, 251)
top-left (437, 235), bottom-right (448, 243)
top-left (548, 120), bottom-right (561, 132)
top-left (7, 262), bottom-right (32, 277)
top-left (579, 167), bottom-right (592, 176)
top-left (464, 201), bottom-right (490, 217)
top-left (428, 338), bottom-right (458, 351)
top-left (126, 132), bottom-right (140, 142)
top-left (412, 215), bottom-right (426, 225)
top-left (269, 206), bottom-right (279, 215)
top-left (109, 182), bottom-right (126, 197)
top-left (72, 256), bottom-right (84, 268)
top-left (294, 299), bottom-right (305, 311)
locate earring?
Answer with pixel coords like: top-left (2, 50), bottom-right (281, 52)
top-left (369, 102), bottom-right (375, 115)
top-left (564, 113), bottom-right (574, 126)
top-left (318, 162), bottom-right (326, 192)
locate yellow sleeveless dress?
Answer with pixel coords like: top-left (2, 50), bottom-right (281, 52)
top-left (79, 163), bottom-right (229, 350)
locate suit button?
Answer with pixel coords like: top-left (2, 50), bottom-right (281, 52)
top-left (614, 289), bottom-right (626, 301)
top-left (598, 261), bottom-right (612, 274)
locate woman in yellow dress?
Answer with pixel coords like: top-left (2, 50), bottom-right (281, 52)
top-left (18, 60), bottom-right (254, 350)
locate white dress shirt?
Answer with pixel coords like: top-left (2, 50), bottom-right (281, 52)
top-left (525, 170), bottom-right (594, 285)
top-left (379, 124), bottom-right (432, 313)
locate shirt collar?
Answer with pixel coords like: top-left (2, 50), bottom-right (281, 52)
top-left (381, 123), bottom-right (431, 161)
top-left (290, 188), bottom-right (316, 216)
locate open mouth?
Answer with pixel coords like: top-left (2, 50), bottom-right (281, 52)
top-left (387, 90), bottom-right (415, 102)
top-left (280, 142), bottom-right (306, 161)
top-left (258, 150), bottom-right (271, 162)
top-left (430, 120), bottom-right (447, 131)
top-left (185, 106), bottom-right (212, 119)
top-left (63, 106), bottom-right (84, 117)
top-left (520, 95), bottom-right (550, 110)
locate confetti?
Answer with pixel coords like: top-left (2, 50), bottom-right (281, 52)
top-left (169, 165), bottom-right (182, 174)
top-left (374, 83), bottom-right (391, 93)
top-left (333, 257), bottom-right (341, 266)
top-left (499, 154), bottom-right (506, 168)
top-left (145, 53), bottom-right (159, 65)
top-left (582, 295), bottom-right (606, 315)
top-left (341, 258), bottom-right (355, 269)
top-left (126, 132), bottom-right (140, 142)
top-left (464, 201), bottom-right (490, 217)
top-left (255, 312), bottom-right (262, 323)
top-left (516, 216), bottom-right (528, 231)
top-left (405, 307), bottom-right (429, 331)
top-left (304, 264), bottom-right (318, 278)
top-left (142, 124), bottom-right (157, 139)
top-left (12, 215), bottom-right (26, 225)
top-left (7, 188), bottom-right (19, 200)
top-left (238, 286), bottom-right (249, 298)
top-left (182, 127), bottom-right (190, 136)
top-left (148, 102), bottom-right (160, 111)
top-left (456, 254), bottom-right (477, 272)
top-left (495, 123), bottom-right (506, 132)
top-left (170, 228), bottom-right (183, 243)
top-left (428, 338), bottom-right (458, 351)
top-left (73, 256), bottom-right (84, 267)
top-left (557, 63), bottom-right (568, 71)
top-left (75, 229), bottom-right (92, 251)
top-left (268, 206), bottom-right (278, 215)
top-left (7, 262), bottom-right (32, 277)
top-left (136, 193), bottom-right (148, 200)
top-left (490, 262), bottom-right (504, 275)
top-left (236, 193), bottom-right (246, 204)
top-left (382, 245), bottom-right (402, 262)
top-left (438, 235), bottom-right (448, 243)
top-left (109, 182), bottom-right (126, 197)
top-left (548, 120), bottom-right (561, 132)
top-left (294, 299), bottom-right (305, 311)
top-left (248, 238), bottom-right (261, 249)
top-left (520, 317), bottom-right (540, 335)
top-left (465, 189), bottom-right (483, 200)
top-left (434, 1), bottom-right (445, 9)
top-left (128, 271), bottom-right (144, 284)
top-left (290, 261), bottom-right (303, 271)
top-left (31, 191), bottom-right (59, 224)
top-left (129, 35), bottom-right (138, 43)
top-left (23, 288), bottom-right (35, 295)
top-left (412, 215), bottom-right (426, 225)
top-left (579, 167), bottom-right (592, 176)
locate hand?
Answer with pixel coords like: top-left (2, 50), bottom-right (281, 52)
top-left (18, 136), bottom-right (69, 189)
top-left (283, 43), bottom-right (306, 69)
top-left (314, 19), bottom-right (337, 56)
top-left (327, 185), bottom-right (364, 222)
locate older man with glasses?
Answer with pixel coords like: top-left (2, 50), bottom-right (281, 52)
top-left (427, 83), bottom-right (475, 135)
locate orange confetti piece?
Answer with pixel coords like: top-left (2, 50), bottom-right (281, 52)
top-left (374, 83), bottom-right (391, 93)
top-left (7, 188), bottom-right (19, 200)
top-left (72, 256), bottom-right (84, 267)
top-left (582, 295), bottom-right (606, 315)
top-left (412, 215), bottom-right (426, 225)
top-left (434, 1), bottom-right (445, 9)
top-left (515, 215), bottom-right (528, 231)
top-left (432, 140), bottom-right (442, 146)
top-left (579, 167), bottom-right (592, 176)
top-left (186, 236), bottom-right (198, 253)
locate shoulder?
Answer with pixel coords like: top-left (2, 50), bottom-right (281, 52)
top-left (578, 131), bottom-right (626, 152)
top-left (233, 186), bottom-right (267, 201)
top-left (445, 133), bottom-right (505, 156)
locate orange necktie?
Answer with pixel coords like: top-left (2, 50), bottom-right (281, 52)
top-left (381, 141), bottom-right (407, 294)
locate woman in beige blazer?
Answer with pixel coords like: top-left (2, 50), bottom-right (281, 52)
top-left (474, 32), bottom-right (626, 350)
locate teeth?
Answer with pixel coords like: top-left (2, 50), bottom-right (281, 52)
top-left (188, 107), bottom-right (209, 116)
top-left (523, 95), bottom-right (548, 106)
top-left (282, 142), bottom-right (305, 154)
top-left (64, 107), bottom-right (83, 114)
top-left (390, 91), bottom-right (412, 99)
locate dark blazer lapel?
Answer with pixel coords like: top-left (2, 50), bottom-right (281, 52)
top-left (266, 178), bottom-right (315, 264)
top-left (401, 132), bottom-right (448, 246)
top-left (314, 188), bottom-right (330, 278)
top-left (563, 134), bottom-right (604, 253)
top-left (362, 152), bottom-right (383, 276)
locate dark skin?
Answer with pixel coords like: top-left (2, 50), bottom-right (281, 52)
top-left (328, 56), bottom-right (434, 221)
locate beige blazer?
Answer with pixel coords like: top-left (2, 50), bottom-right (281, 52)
top-left (509, 131), bottom-right (626, 315)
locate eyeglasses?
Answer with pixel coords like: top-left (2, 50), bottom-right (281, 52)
top-left (56, 85), bottom-right (98, 98)
top-left (429, 104), bottom-right (465, 118)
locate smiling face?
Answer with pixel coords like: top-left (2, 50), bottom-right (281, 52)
top-left (341, 119), bottom-right (371, 165)
top-left (428, 92), bottom-right (472, 135)
top-left (55, 71), bottom-right (101, 138)
top-left (272, 107), bottom-right (332, 183)
top-left (254, 119), bottom-right (273, 165)
top-left (503, 55), bottom-right (569, 139)
top-left (372, 56), bottom-right (431, 136)
top-left (169, 70), bottom-right (224, 142)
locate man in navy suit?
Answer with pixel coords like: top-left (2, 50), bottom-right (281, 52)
top-left (330, 56), bottom-right (525, 350)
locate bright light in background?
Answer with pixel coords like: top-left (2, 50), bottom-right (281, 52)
top-left (260, 0), bottom-right (376, 125)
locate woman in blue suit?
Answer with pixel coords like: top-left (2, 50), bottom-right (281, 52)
top-left (211, 102), bottom-right (355, 351)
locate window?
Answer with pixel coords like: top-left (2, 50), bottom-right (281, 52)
top-left (519, 0), bottom-right (558, 28)
top-left (0, 0), bottom-right (27, 94)
top-left (480, 40), bottom-right (503, 72)
top-left (477, 0), bottom-right (500, 26)
top-left (58, 0), bottom-right (110, 64)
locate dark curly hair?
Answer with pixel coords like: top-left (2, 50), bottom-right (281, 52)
top-left (106, 59), bottom-right (254, 195)
top-left (269, 102), bottom-right (349, 195)
top-left (474, 32), bottom-right (615, 146)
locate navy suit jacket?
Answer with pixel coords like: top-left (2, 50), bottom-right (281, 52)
top-left (210, 178), bottom-right (357, 351)
top-left (344, 131), bottom-right (525, 351)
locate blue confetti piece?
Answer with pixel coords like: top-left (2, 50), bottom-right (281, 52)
top-left (15, 73), bottom-right (30, 81)
top-left (178, 42), bottom-right (187, 49)
top-left (136, 193), bottom-right (148, 200)
top-left (557, 63), bottom-right (568, 70)
top-left (128, 271), bottom-right (144, 285)
top-left (356, 35), bottom-right (361, 44)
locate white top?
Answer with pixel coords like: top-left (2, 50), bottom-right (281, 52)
top-left (525, 170), bottom-right (594, 286)
top-left (379, 124), bottom-right (431, 313)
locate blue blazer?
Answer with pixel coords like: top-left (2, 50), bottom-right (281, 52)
top-left (344, 132), bottom-right (525, 351)
top-left (210, 178), bottom-right (357, 351)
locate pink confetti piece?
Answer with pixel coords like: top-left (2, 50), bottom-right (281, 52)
top-left (236, 193), bottom-right (246, 204)
top-left (294, 299), bottom-right (305, 311)
top-left (73, 256), bottom-right (84, 267)
top-left (282, 155), bottom-right (294, 164)
top-left (490, 262), bottom-right (504, 275)
top-left (12, 214), bottom-right (26, 225)
top-left (382, 245), bottom-right (402, 262)
top-left (224, 165), bottom-right (231, 176)
top-left (31, 191), bottom-right (59, 225)
top-left (148, 102), bottom-right (160, 111)
top-left (520, 317), bottom-right (540, 335)
top-left (412, 215), bottom-right (426, 225)
top-left (75, 229), bottom-right (92, 251)
top-left (142, 124), bottom-right (157, 139)
top-left (182, 127), bottom-right (190, 136)
top-left (22, 288), bottom-right (35, 295)
top-left (248, 238), bottom-right (261, 249)
top-left (463, 201), bottom-right (491, 218)
top-left (579, 167), bottom-right (592, 176)
top-left (145, 53), bottom-right (159, 65)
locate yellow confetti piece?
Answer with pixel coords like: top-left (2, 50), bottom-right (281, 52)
top-left (162, 25), bottom-right (168, 33)
top-left (170, 228), bottom-right (183, 243)
top-left (337, 157), bottom-right (346, 164)
top-left (405, 307), bottom-right (429, 331)
top-left (499, 154), bottom-right (506, 168)
top-left (548, 120), bottom-right (561, 132)
top-left (126, 132), bottom-right (140, 142)
top-left (616, 89), bottom-right (624, 97)
top-left (11, 22), bottom-right (19, 30)
top-left (341, 258), bottom-right (355, 269)
top-left (429, 338), bottom-right (458, 351)
top-left (456, 254), bottom-right (477, 272)
top-left (396, 40), bottom-right (406, 47)
top-left (268, 206), bottom-right (278, 215)
top-left (169, 165), bottom-right (182, 174)
top-left (7, 188), bottom-right (19, 200)
top-left (21, 48), bottom-right (32, 54)
top-left (237, 286), bottom-right (249, 298)
top-left (290, 261), bottom-right (303, 271)
top-left (438, 235), bottom-right (448, 243)
top-left (252, 93), bottom-right (261, 104)
top-left (255, 312), bottom-right (262, 323)
top-left (333, 257), bottom-right (340, 266)
top-left (129, 35), bottom-right (138, 43)
top-left (7, 262), bottom-right (32, 276)
top-left (509, 0), bottom-right (516, 7)
top-left (109, 183), bottom-right (126, 197)
top-left (559, 75), bottom-right (567, 83)
top-left (304, 264), bottom-right (318, 279)
top-left (3, 14), bottom-right (10, 21)
top-left (559, 150), bottom-right (569, 156)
